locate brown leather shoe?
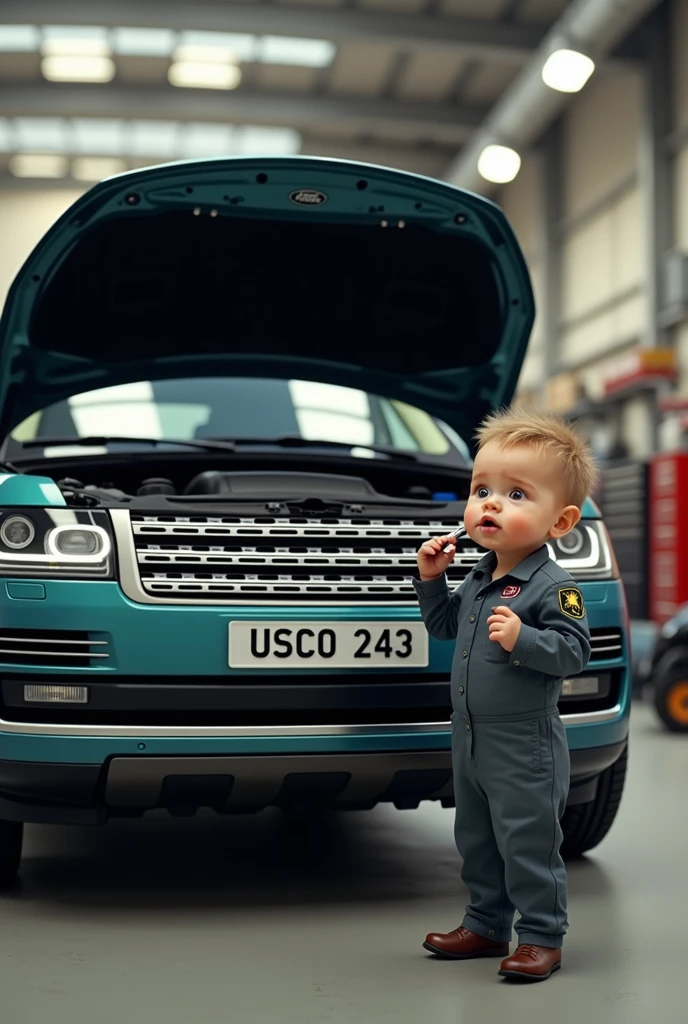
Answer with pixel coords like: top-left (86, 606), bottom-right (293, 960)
top-left (423, 926), bottom-right (510, 960)
top-left (499, 945), bottom-right (562, 982)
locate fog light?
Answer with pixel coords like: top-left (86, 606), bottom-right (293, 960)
top-left (561, 677), bottom-right (599, 697)
top-left (24, 684), bottom-right (89, 704)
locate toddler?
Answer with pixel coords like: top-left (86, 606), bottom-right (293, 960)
top-left (414, 408), bottom-right (595, 982)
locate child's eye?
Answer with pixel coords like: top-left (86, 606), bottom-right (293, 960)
top-left (510, 489), bottom-right (526, 501)
top-left (476, 486), bottom-right (490, 499)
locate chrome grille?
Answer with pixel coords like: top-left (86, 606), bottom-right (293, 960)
top-left (0, 630), bottom-right (111, 667)
top-left (129, 513), bottom-right (480, 603)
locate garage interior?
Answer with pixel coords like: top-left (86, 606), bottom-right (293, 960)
top-left (1, 0), bottom-right (688, 1020)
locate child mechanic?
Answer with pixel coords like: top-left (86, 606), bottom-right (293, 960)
top-left (413, 409), bottom-right (595, 983)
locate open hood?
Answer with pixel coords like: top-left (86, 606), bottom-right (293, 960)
top-left (0, 157), bottom-right (534, 447)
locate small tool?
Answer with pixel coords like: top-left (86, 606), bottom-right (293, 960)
top-left (442, 524), bottom-right (467, 553)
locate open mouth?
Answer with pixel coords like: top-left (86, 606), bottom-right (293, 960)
top-left (480, 516), bottom-right (500, 530)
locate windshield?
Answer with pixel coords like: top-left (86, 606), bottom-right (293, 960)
top-left (9, 378), bottom-right (470, 462)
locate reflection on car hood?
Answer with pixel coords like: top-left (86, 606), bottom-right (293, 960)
top-left (0, 156), bottom-right (534, 448)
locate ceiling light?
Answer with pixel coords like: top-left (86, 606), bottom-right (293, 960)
top-left (42, 55), bottom-right (116, 83)
top-left (542, 48), bottom-right (595, 93)
top-left (72, 156), bottom-right (127, 182)
top-left (168, 62), bottom-right (242, 90)
top-left (129, 121), bottom-right (180, 157)
top-left (181, 123), bottom-right (235, 158)
top-left (259, 36), bottom-right (335, 68)
top-left (41, 26), bottom-right (110, 57)
top-left (112, 27), bottom-right (175, 57)
top-left (477, 144), bottom-right (521, 184)
top-left (0, 25), bottom-right (40, 52)
top-left (234, 126), bottom-right (301, 156)
top-left (9, 153), bottom-right (68, 179)
top-left (0, 116), bottom-right (301, 164)
top-left (14, 117), bottom-right (67, 152)
top-left (71, 118), bottom-right (126, 155)
top-left (174, 43), bottom-right (238, 64)
top-left (177, 31), bottom-right (256, 62)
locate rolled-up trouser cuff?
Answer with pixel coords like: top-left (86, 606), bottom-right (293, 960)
top-left (462, 913), bottom-right (513, 945)
top-left (516, 931), bottom-right (564, 950)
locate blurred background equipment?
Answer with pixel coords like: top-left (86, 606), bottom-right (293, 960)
top-left (643, 602), bottom-right (688, 730)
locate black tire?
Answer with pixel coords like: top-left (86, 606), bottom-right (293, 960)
top-left (561, 745), bottom-right (627, 859)
top-left (0, 820), bottom-right (23, 887)
top-left (653, 668), bottom-right (688, 732)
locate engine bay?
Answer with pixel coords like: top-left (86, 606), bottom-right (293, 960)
top-left (10, 451), bottom-right (472, 509)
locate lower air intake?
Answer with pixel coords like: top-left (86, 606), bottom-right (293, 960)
top-left (0, 629), bottom-right (110, 668)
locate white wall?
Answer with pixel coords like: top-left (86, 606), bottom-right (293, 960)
top-left (495, 54), bottom-right (660, 458)
top-left (0, 189), bottom-right (84, 310)
top-left (558, 68), bottom-right (644, 371)
top-left (496, 64), bottom-right (645, 433)
top-left (561, 69), bottom-right (642, 220)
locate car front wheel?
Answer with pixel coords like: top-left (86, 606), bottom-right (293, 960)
top-left (0, 820), bottom-right (23, 887)
top-left (561, 745), bottom-right (628, 859)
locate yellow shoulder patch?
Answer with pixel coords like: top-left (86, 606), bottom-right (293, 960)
top-left (558, 587), bottom-right (585, 620)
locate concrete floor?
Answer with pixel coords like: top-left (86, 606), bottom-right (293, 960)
top-left (1, 702), bottom-right (687, 1024)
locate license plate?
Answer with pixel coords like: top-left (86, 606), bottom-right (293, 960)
top-left (228, 621), bottom-right (429, 669)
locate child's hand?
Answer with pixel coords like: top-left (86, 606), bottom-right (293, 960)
top-left (417, 536), bottom-right (457, 581)
top-left (487, 605), bottom-right (522, 653)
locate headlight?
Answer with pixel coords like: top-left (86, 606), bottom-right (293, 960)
top-left (555, 529), bottom-right (584, 556)
top-left (1, 515), bottom-right (35, 550)
top-left (48, 526), bottom-right (106, 558)
top-left (547, 522), bottom-right (614, 581)
top-left (0, 512), bottom-right (113, 579)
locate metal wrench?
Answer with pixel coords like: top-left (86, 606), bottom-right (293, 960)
top-left (441, 524), bottom-right (467, 553)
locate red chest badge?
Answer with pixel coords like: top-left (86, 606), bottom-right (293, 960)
top-left (501, 585), bottom-right (521, 599)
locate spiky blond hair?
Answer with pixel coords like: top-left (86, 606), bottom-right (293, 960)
top-left (474, 407), bottom-right (597, 508)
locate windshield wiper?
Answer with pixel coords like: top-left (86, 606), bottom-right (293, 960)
top-left (204, 436), bottom-right (418, 462)
top-left (16, 435), bottom-right (239, 454)
top-left (16, 434), bottom-right (417, 462)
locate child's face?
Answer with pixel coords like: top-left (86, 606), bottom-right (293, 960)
top-left (464, 441), bottom-right (580, 556)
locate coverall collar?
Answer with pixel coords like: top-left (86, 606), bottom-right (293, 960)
top-left (474, 544), bottom-right (551, 582)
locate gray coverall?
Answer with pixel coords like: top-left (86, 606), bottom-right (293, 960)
top-left (413, 544), bottom-right (591, 949)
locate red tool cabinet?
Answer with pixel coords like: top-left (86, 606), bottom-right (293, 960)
top-left (649, 452), bottom-right (688, 623)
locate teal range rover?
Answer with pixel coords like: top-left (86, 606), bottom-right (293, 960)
top-left (0, 157), bottom-right (630, 882)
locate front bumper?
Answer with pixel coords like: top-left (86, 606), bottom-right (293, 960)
top-left (0, 578), bottom-right (631, 785)
top-left (0, 740), bottom-right (627, 825)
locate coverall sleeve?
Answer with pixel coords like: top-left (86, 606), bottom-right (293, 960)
top-left (412, 574), bottom-right (463, 642)
top-left (509, 581), bottom-right (591, 676)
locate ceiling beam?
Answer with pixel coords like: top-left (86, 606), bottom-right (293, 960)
top-left (1, 0), bottom-right (544, 63)
top-left (0, 84), bottom-right (488, 142)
